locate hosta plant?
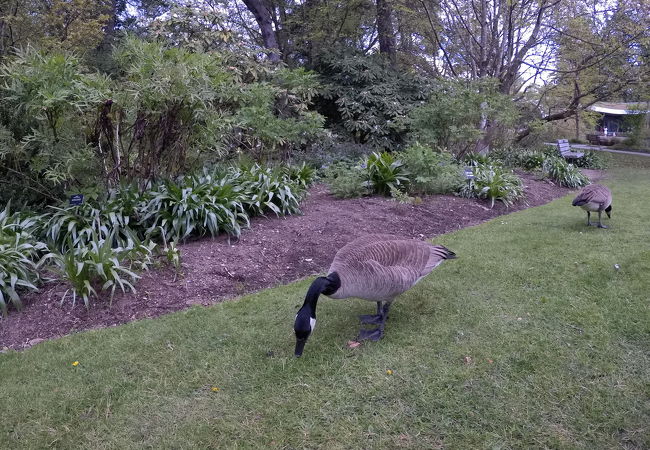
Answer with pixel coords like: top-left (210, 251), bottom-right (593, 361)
top-left (0, 238), bottom-right (42, 316)
top-left (282, 162), bottom-right (315, 189)
top-left (45, 203), bottom-right (139, 252)
top-left (574, 151), bottom-right (608, 169)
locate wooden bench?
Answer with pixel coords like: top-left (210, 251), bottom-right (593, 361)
top-left (557, 139), bottom-right (585, 160)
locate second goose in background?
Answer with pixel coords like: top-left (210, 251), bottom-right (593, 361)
top-left (572, 184), bottom-right (613, 228)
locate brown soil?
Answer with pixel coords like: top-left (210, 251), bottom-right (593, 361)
top-left (0, 170), bottom-right (605, 350)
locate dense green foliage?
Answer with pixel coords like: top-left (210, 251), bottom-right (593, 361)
top-left (397, 144), bottom-right (465, 195)
top-left (0, 40), bottom-right (324, 206)
top-left (325, 147), bottom-right (464, 199)
top-left (574, 150), bottom-right (609, 170)
top-left (365, 151), bottom-right (409, 195)
top-left (408, 79), bottom-right (518, 156)
top-left (317, 51), bottom-right (430, 148)
top-left (323, 162), bottom-right (371, 199)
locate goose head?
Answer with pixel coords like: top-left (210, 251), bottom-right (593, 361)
top-left (294, 307), bottom-right (316, 357)
top-left (293, 273), bottom-right (340, 357)
top-left (605, 205), bottom-right (612, 218)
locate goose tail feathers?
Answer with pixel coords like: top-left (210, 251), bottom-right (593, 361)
top-left (435, 245), bottom-right (457, 259)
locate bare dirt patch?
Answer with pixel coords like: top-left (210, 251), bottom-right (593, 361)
top-left (0, 170), bottom-right (605, 350)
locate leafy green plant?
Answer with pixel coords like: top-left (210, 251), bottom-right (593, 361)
top-left (542, 156), bottom-right (590, 188)
top-left (409, 78), bottom-right (518, 156)
top-left (365, 152), bottom-right (409, 196)
top-left (463, 152), bottom-right (498, 167)
top-left (574, 150), bottom-right (609, 169)
top-left (237, 165), bottom-right (304, 217)
top-left (160, 235), bottom-right (181, 274)
top-left (0, 204), bottom-right (49, 315)
top-left (460, 164), bottom-right (524, 208)
top-left (51, 232), bottom-right (152, 308)
top-left (317, 50), bottom-right (430, 148)
top-left (323, 162), bottom-right (369, 199)
top-left (44, 203), bottom-right (138, 252)
top-left (282, 162), bottom-right (315, 189)
top-left (398, 144), bottom-right (464, 195)
top-left (489, 148), bottom-right (546, 170)
top-left (141, 175), bottom-right (245, 242)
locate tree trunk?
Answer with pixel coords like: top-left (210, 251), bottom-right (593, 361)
top-left (376, 0), bottom-right (396, 65)
top-left (242, 0), bottom-right (281, 62)
top-left (474, 101), bottom-right (490, 154)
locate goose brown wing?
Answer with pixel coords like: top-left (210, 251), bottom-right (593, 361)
top-left (329, 259), bottom-right (423, 300)
top-left (328, 237), bottom-right (455, 300)
top-left (331, 234), bottom-right (404, 266)
top-left (573, 185), bottom-right (611, 208)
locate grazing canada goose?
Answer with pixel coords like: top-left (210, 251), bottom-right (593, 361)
top-left (294, 234), bottom-right (456, 357)
top-left (572, 184), bottom-right (612, 228)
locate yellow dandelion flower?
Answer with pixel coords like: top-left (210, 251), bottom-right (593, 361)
top-left (72, 361), bottom-right (79, 366)
top-left (211, 387), bottom-right (220, 392)
top-left (386, 369), bottom-right (393, 375)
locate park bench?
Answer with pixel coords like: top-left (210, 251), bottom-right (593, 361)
top-left (557, 139), bottom-right (584, 160)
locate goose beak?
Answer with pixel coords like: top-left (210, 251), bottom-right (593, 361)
top-left (294, 338), bottom-right (308, 357)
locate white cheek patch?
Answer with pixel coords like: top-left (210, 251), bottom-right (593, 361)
top-left (310, 317), bottom-right (316, 331)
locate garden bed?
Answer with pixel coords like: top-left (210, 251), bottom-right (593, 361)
top-left (0, 170), bottom-right (603, 350)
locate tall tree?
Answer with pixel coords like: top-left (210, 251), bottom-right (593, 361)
top-left (241, 0), bottom-right (281, 62)
top-left (376, 0), bottom-right (396, 64)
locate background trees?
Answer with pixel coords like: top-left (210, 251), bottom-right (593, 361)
top-left (0, 0), bottom-right (648, 206)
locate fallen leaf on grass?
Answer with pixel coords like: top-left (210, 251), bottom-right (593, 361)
top-left (347, 340), bottom-right (362, 349)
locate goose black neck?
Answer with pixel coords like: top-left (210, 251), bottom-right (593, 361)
top-left (302, 272), bottom-right (341, 315)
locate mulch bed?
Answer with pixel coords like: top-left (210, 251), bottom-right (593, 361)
top-left (0, 170), bottom-right (604, 350)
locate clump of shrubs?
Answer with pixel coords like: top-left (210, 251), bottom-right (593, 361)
top-left (459, 163), bottom-right (524, 208)
top-left (324, 145), bottom-right (521, 209)
top-left (324, 162), bottom-right (371, 199)
top-left (487, 147), bottom-right (592, 188)
top-left (324, 143), bottom-right (596, 209)
top-left (541, 157), bottom-right (589, 188)
top-left (398, 144), bottom-right (465, 195)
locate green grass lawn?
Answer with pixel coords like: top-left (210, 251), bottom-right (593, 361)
top-left (1, 154), bottom-right (649, 449)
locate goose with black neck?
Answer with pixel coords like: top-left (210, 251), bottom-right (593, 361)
top-left (293, 234), bottom-right (456, 357)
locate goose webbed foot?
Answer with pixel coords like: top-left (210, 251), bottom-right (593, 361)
top-left (358, 327), bottom-right (384, 341)
top-left (359, 314), bottom-right (383, 325)
top-left (597, 223), bottom-right (608, 229)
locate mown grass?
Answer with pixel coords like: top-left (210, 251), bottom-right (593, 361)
top-left (1, 153), bottom-right (649, 449)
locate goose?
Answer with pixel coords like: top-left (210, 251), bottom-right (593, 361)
top-left (294, 234), bottom-right (456, 357)
top-left (572, 184), bottom-right (612, 228)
